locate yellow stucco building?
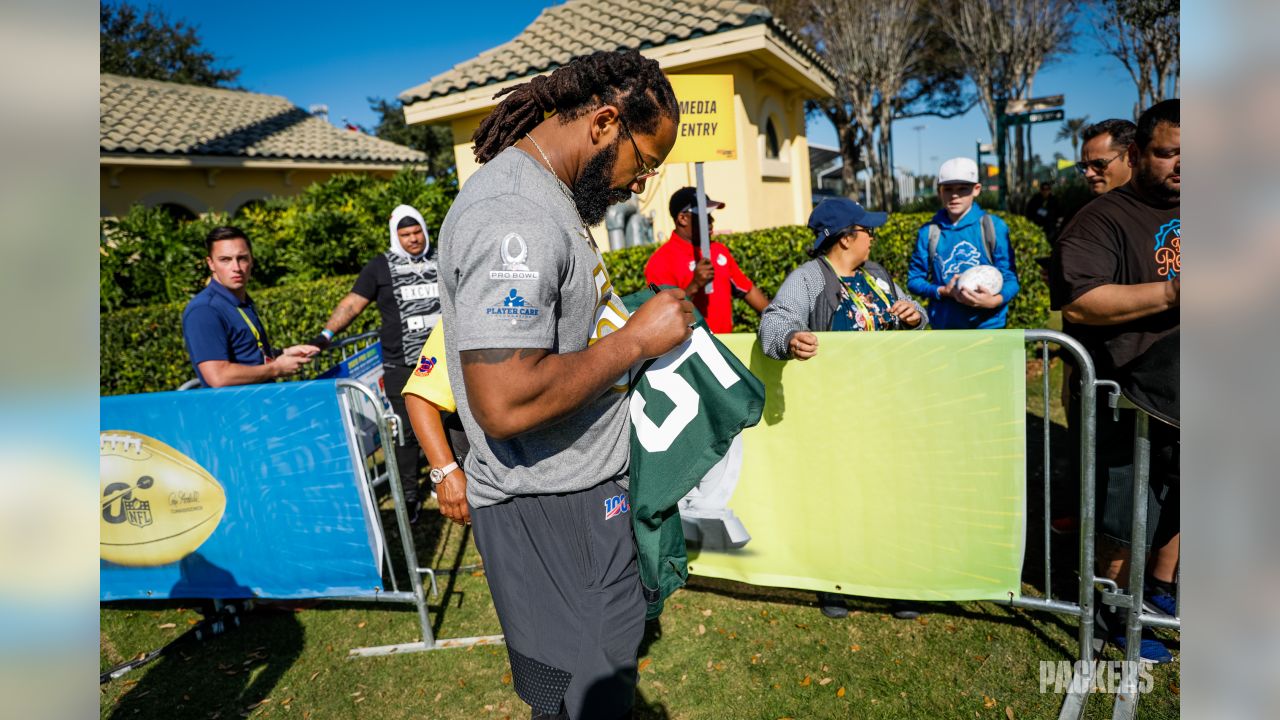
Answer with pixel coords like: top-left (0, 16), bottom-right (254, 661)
top-left (100, 74), bottom-right (426, 218)
top-left (399, 0), bottom-right (834, 249)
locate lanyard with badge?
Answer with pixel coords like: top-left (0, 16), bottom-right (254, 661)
top-left (235, 306), bottom-right (273, 362)
top-left (823, 258), bottom-right (893, 331)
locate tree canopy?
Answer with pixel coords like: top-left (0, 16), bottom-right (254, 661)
top-left (100, 1), bottom-right (240, 87)
top-left (366, 97), bottom-right (456, 178)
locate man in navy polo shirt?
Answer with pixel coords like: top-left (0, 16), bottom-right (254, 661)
top-left (182, 226), bottom-right (318, 388)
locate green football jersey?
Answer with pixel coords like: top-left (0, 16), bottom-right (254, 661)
top-left (622, 289), bottom-right (764, 618)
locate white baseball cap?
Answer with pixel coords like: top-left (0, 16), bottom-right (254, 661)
top-left (938, 157), bottom-right (979, 185)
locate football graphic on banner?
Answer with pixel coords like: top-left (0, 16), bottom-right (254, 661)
top-left (100, 431), bottom-right (226, 567)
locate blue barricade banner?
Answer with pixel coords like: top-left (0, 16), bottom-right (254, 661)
top-left (100, 380), bottom-right (384, 600)
top-left (317, 340), bottom-right (386, 404)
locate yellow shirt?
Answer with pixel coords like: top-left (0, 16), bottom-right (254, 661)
top-left (401, 324), bottom-right (455, 412)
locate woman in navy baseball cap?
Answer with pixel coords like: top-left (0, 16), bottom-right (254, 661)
top-left (759, 197), bottom-right (929, 620)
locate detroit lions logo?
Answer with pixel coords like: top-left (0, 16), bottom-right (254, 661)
top-left (941, 241), bottom-right (982, 279)
top-left (1153, 219), bottom-right (1180, 279)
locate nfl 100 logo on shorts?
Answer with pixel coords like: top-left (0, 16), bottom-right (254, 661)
top-left (603, 494), bottom-right (629, 520)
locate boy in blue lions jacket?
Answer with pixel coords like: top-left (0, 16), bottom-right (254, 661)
top-left (906, 157), bottom-right (1020, 328)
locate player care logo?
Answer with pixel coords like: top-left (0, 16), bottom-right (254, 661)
top-left (486, 289), bottom-right (540, 321)
top-left (603, 494), bottom-right (630, 520)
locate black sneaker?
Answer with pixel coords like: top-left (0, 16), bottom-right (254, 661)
top-left (890, 601), bottom-right (922, 620)
top-left (817, 592), bottom-right (848, 619)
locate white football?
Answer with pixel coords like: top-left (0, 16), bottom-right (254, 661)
top-left (957, 265), bottom-right (1003, 295)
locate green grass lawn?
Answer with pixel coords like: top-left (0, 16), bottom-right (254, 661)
top-left (101, 346), bottom-right (1179, 719)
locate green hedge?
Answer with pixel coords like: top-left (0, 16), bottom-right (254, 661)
top-left (100, 275), bottom-right (378, 396)
top-left (603, 211), bottom-right (1050, 333)
top-left (100, 169), bottom-right (457, 311)
top-left (100, 212), bottom-right (1049, 396)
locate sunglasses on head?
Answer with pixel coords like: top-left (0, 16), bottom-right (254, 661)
top-left (1075, 150), bottom-right (1126, 175)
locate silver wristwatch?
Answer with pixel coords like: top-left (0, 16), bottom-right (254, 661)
top-left (429, 461), bottom-right (459, 485)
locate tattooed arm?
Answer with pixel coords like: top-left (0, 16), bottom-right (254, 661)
top-left (460, 289), bottom-right (694, 440)
top-left (322, 293), bottom-right (372, 335)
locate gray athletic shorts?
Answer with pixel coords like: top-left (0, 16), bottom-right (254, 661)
top-left (471, 478), bottom-right (645, 720)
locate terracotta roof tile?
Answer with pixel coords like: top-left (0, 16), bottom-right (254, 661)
top-left (400, 0), bottom-right (829, 104)
top-left (101, 74), bottom-right (426, 164)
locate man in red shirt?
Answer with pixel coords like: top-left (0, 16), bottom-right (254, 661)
top-left (644, 187), bottom-right (769, 333)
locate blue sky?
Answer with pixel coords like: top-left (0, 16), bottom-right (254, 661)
top-left (149, 0), bottom-right (1140, 174)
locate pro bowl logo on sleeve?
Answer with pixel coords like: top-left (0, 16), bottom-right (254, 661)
top-left (489, 232), bottom-right (540, 280)
top-left (486, 288), bottom-right (540, 324)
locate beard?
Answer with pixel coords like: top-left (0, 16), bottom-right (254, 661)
top-left (571, 140), bottom-right (631, 226)
top-left (1135, 163), bottom-right (1179, 205)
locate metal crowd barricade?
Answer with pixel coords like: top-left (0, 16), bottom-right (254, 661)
top-left (1010, 330), bottom-right (1179, 720)
top-left (177, 332), bottom-right (504, 657)
top-left (334, 379), bottom-right (504, 657)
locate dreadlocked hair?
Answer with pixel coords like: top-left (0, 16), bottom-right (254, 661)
top-left (471, 49), bottom-right (679, 164)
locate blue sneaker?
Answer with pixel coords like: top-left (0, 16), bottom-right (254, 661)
top-left (1111, 633), bottom-right (1174, 664)
top-left (1143, 584), bottom-right (1178, 617)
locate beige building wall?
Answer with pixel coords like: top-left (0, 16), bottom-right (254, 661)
top-left (439, 59), bottom-right (815, 251)
top-left (100, 164), bottom-right (399, 218)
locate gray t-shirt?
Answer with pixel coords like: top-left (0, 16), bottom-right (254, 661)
top-left (438, 146), bottom-right (634, 508)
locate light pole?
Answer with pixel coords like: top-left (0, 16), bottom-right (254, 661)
top-left (913, 125), bottom-right (926, 195)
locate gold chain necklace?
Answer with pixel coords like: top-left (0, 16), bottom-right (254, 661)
top-left (524, 133), bottom-right (594, 246)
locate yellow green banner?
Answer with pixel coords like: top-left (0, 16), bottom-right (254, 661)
top-left (687, 331), bottom-right (1027, 601)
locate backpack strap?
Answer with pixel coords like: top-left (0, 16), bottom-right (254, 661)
top-left (927, 223), bottom-right (941, 283)
top-left (980, 213), bottom-right (996, 263)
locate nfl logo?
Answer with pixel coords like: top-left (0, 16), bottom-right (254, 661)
top-left (124, 497), bottom-right (153, 528)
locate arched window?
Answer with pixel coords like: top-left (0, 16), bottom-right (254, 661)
top-left (234, 199), bottom-right (266, 218)
top-left (765, 117), bottom-right (781, 160)
top-left (157, 202), bottom-right (197, 222)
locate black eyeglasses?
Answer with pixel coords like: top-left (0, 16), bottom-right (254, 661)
top-left (1075, 150), bottom-right (1126, 175)
top-left (616, 115), bottom-right (659, 181)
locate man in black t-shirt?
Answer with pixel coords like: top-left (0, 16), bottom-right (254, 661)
top-left (311, 204), bottom-right (441, 520)
top-left (1052, 99), bottom-right (1180, 663)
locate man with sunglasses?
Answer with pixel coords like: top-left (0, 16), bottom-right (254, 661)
top-left (644, 186), bottom-right (770, 333)
top-left (439, 50), bottom-right (692, 720)
top-left (1053, 100), bottom-right (1180, 664)
top-left (1077, 119), bottom-right (1136, 197)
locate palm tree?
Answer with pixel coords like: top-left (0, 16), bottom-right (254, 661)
top-left (1056, 116), bottom-right (1090, 158)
